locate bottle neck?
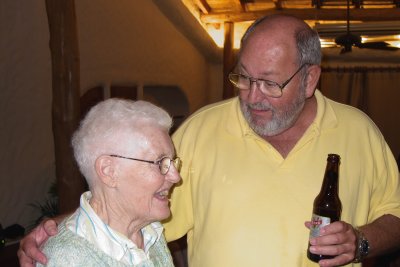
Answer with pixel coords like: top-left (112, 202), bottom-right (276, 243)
top-left (319, 162), bottom-right (339, 196)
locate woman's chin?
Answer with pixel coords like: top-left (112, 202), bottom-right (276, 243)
top-left (153, 207), bottom-right (171, 222)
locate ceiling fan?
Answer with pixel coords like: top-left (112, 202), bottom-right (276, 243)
top-left (334, 0), bottom-right (399, 53)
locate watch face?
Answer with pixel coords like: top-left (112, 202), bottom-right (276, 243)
top-left (361, 239), bottom-right (369, 255)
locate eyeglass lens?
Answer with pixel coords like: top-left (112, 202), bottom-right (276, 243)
top-left (160, 157), bottom-right (181, 175)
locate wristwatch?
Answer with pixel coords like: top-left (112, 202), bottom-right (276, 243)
top-left (353, 227), bottom-right (370, 263)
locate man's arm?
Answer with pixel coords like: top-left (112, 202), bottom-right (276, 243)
top-left (18, 215), bottom-right (67, 267)
top-left (359, 214), bottom-right (400, 257)
top-left (307, 214), bottom-right (400, 267)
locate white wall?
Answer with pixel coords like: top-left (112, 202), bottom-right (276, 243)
top-left (0, 0), bottom-right (223, 229)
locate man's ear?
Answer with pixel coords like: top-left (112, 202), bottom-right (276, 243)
top-left (304, 64), bottom-right (321, 98)
top-left (95, 155), bottom-right (118, 188)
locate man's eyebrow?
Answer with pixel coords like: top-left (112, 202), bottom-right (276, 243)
top-left (235, 63), bottom-right (248, 74)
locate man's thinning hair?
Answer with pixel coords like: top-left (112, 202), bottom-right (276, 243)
top-left (71, 98), bottom-right (172, 186)
top-left (240, 14), bottom-right (322, 66)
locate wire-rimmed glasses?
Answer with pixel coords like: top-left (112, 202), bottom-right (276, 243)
top-left (228, 64), bottom-right (307, 98)
top-left (109, 154), bottom-right (182, 175)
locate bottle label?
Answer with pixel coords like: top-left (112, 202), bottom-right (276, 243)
top-left (309, 214), bottom-right (331, 238)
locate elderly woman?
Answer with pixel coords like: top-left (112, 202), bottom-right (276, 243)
top-left (37, 98), bottom-right (181, 266)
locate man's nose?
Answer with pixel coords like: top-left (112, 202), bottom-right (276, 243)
top-left (247, 80), bottom-right (265, 103)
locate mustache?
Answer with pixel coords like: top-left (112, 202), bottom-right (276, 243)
top-left (246, 102), bottom-right (274, 112)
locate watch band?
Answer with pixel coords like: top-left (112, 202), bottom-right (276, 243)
top-left (353, 227), bottom-right (370, 263)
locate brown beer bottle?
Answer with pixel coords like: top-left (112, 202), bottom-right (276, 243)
top-left (307, 154), bottom-right (342, 262)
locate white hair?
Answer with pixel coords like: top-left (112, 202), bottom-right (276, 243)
top-left (71, 98), bottom-right (173, 186)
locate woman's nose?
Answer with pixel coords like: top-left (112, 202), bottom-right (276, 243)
top-left (166, 165), bottom-right (181, 184)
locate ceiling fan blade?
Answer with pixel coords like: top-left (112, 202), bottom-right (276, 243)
top-left (357, 41), bottom-right (399, 50)
top-left (330, 0), bottom-right (398, 53)
top-left (335, 33), bottom-right (361, 47)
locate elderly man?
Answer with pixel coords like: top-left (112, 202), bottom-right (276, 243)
top-left (163, 15), bottom-right (400, 266)
top-left (19, 15), bottom-right (400, 267)
top-left (36, 99), bottom-right (181, 266)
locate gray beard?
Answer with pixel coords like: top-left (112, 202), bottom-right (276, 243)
top-left (239, 88), bottom-right (306, 137)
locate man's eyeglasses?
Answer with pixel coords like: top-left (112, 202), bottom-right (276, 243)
top-left (109, 154), bottom-right (182, 175)
top-left (228, 64), bottom-right (307, 98)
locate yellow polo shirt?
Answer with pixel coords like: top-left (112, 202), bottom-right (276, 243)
top-left (164, 90), bottom-right (400, 267)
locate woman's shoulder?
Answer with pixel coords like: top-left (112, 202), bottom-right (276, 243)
top-left (41, 223), bottom-right (78, 250)
top-left (39, 223), bottom-right (130, 267)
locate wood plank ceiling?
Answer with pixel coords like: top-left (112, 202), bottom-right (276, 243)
top-left (198, 0), bottom-right (400, 22)
top-left (183, 0), bottom-right (400, 49)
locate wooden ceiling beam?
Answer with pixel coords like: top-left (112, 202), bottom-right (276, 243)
top-left (195, 0), bottom-right (211, 14)
top-left (200, 8), bottom-right (400, 23)
top-left (233, 0), bottom-right (245, 12)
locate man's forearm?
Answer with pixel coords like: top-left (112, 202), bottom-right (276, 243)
top-left (360, 214), bottom-right (400, 258)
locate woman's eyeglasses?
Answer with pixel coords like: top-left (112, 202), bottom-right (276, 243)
top-left (109, 154), bottom-right (182, 175)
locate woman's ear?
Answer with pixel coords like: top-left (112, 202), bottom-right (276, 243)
top-left (304, 64), bottom-right (321, 98)
top-left (95, 155), bottom-right (118, 188)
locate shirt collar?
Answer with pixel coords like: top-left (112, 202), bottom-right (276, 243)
top-left (65, 191), bottom-right (164, 265)
top-left (224, 97), bottom-right (255, 137)
top-left (313, 89), bottom-right (338, 131)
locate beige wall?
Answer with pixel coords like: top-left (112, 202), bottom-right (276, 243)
top-left (0, 0), bottom-right (223, 229)
top-left (76, 0), bottom-right (220, 112)
top-left (1, 1), bottom-right (54, 229)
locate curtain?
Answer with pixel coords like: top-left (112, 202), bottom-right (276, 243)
top-left (319, 66), bottom-right (400, 162)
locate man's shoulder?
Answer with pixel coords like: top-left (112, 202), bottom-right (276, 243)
top-left (316, 90), bottom-right (374, 125)
top-left (319, 93), bottom-right (384, 141)
top-left (172, 97), bottom-right (238, 144)
top-left (193, 97), bottom-right (237, 116)
top-left (173, 98), bottom-right (237, 136)
top-left (184, 97), bottom-right (237, 125)
top-left (326, 96), bottom-right (376, 125)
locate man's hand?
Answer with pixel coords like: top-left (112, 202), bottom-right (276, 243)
top-left (17, 219), bottom-right (59, 267)
top-left (305, 220), bottom-right (357, 267)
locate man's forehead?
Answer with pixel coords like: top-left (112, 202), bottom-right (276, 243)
top-left (239, 36), bottom-right (296, 67)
